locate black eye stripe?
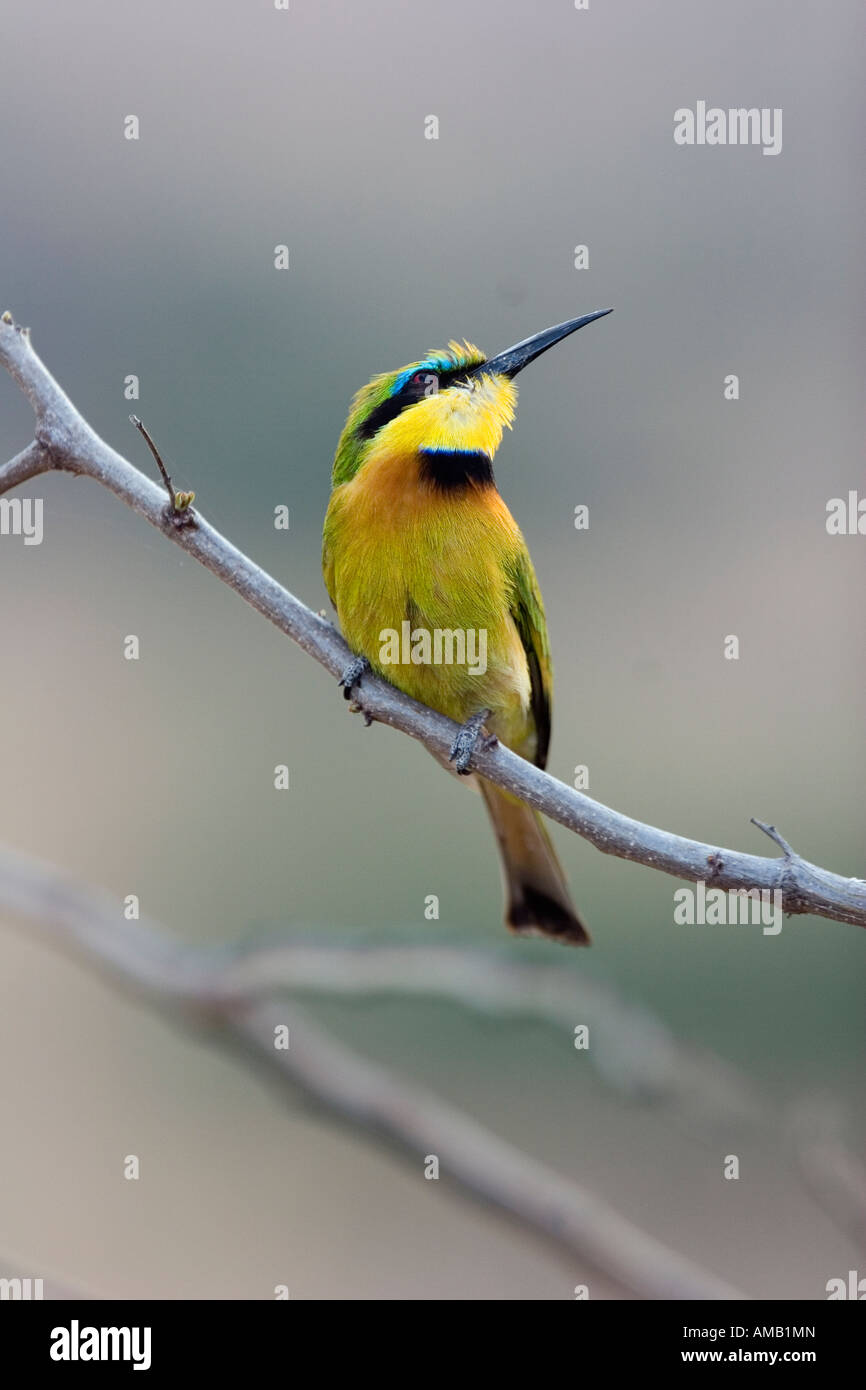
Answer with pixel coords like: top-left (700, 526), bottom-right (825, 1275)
top-left (356, 365), bottom-right (484, 443)
top-left (356, 392), bottom-right (411, 440)
top-left (356, 368), bottom-right (463, 441)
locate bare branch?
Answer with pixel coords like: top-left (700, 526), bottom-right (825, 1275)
top-left (201, 939), bottom-right (761, 1126)
top-left (0, 845), bottom-right (745, 1299)
top-left (1, 313), bottom-right (864, 929)
top-left (0, 440), bottom-right (52, 490)
top-left (0, 843), bottom-right (757, 1124)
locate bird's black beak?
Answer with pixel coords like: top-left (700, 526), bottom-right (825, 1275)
top-left (471, 309), bottom-right (613, 381)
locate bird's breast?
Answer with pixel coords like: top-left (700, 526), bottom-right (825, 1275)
top-left (324, 449), bottom-right (533, 739)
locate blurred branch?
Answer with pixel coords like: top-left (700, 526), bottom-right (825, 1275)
top-left (0, 312), bottom-right (864, 929)
top-left (790, 1098), bottom-right (866, 1251)
top-left (0, 839), bottom-right (758, 1125)
top-left (199, 936), bottom-right (761, 1127)
top-left (0, 845), bottom-right (744, 1299)
top-left (0, 1253), bottom-right (95, 1300)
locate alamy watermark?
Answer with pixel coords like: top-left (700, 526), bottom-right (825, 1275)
top-left (826, 491), bottom-right (865, 535)
top-left (50, 1321), bottom-right (151, 1371)
top-left (674, 102), bottom-right (782, 156)
top-left (0, 1276), bottom-right (43, 1299)
top-left (379, 622), bottom-right (487, 675)
top-left (0, 496), bottom-right (43, 544)
top-left (674, 882), bottom-right (783, 936)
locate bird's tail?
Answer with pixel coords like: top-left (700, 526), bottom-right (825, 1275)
top-left (479, 782), bottom-right (590, 946)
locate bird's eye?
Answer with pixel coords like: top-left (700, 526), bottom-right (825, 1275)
top-left (410, 371), bottom-right (439, 396)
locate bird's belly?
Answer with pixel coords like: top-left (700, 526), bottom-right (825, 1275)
top-left (329, 490), bottom-right (533, 752)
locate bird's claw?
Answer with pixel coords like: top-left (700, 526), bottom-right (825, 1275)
top-left (449, 709), bottom-right (495, 775)
top-left (339, 654), bottom-right (370, 700)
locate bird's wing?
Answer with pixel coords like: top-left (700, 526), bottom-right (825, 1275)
top-left (508, 544), bottom-right (553, 770)
top-left (321, 512), bottom-right (337, 610)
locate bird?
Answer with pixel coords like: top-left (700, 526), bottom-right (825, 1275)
top-left (322, 310), bottom-right (612, 945)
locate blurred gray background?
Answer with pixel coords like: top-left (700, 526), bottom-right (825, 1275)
top-left (0, 0), bottom-right (863, 1298)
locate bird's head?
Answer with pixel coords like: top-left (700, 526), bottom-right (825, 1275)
top-left (331, 310), bottom-right (612, 490)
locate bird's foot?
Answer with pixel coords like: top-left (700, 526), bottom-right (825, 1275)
top-left (339, 654), bottom-right (373, 725)
top-left (449, 708), bottom-right (496, 775)
top-left (339, 654), bottom-right (370, 700)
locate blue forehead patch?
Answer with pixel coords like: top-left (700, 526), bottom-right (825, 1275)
top-left (391, 342), bottom-right (486, 395)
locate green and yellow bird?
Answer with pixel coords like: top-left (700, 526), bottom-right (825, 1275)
top-left (323, 311), bottom-right (612, 945)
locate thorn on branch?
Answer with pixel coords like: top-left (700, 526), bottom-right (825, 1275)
top-left (129, 415), bottom-right (197, 527)
top-left (750, 819), bottom-right (796, 859)
top-left (751, 819), bottom-right (804, 914)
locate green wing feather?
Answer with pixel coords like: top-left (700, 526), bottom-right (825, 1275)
top-left (322, 523), bottom-right (336, 609)
top-left (508, 544), bottom-right (553, 769)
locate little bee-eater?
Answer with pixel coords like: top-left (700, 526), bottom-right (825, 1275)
top-left (323, 311), bottom-right (612, 945)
